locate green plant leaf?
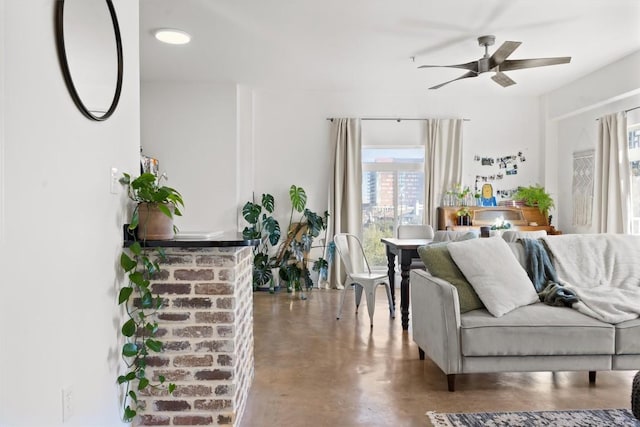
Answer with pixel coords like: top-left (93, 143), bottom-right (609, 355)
top-left (155, 296), bottom-right (163, 310)
top-left (263, 216), bottom-right (281, 246)
top-left (141, 291), bottom-right (153, 308)
top-left (118, 287), bottom-right (133, 305)
top-left (146, 339), bottom-right (163, 352)
top-left (121, 319), bottom-right (136, 337)
top-left (157, 203), bottom-right (172, 218)
top-left (129, 271), bottom-right (147, 287)
top-left (117, 371), bottom-right (136, 384)
top-left (145, 322), bottom-right (159, 335)
top-left (129, 241), bottom-right (142, 256)
top-left (122, 343), bottom-right (138, 357)
top-left (123, 406), bottom-right (136, 422)
top-left (242, 202), bottom-right (262, 224)
top-left (168, 383), bottom-right (176, 394)
top-left (137, 377), bottom-right (149, 390)
top-left (303, 209), bottom-right (325, 237)
top-left (120, 253), bottom-right (137, 272)
top-left (130, 210), bottom-right (139, 230)
top-left (158, 375), bottom-right (166, 383)
top-left (262, 193), bottom-right (275, 213)
top-left (289, 185), bottom-right (307, 212)
top-left (128, 390), bottom-right (137, 403)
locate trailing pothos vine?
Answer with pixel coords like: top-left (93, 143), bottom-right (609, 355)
top-left (117, 173), bottom-right (184, 422)
top-left (118, 242), bottom-right (175, 421)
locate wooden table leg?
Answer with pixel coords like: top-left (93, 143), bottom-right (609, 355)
top-left (399, 251), bottom-right (411, 331)
top-left (385, 245), bottom-right (396, 307)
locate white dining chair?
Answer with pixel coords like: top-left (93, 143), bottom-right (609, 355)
top-left (396, 224), bottom-right (434, 239)
top-left (397, 224), bottom-right (434, 269)
top-left (333, 233), bottom-right (395, 327)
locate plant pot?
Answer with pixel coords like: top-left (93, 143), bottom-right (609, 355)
top-left (136, 202), bottom-right (175, 240)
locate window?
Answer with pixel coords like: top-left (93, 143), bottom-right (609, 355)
top-left (629, 124), bottom-right (640, 234)
top-left (362, 147), bottom-right (424, 268)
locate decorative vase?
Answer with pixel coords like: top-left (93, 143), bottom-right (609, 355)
top-left (633, 371), bottom-right (640, 419)
top-left (136, 202), bottom-right (175, 240)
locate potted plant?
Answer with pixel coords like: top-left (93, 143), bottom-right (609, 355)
top-left (274, 185), bottom-right (329, 299)
top-left (120, 172), bottom-right (184, 240)
top-left (117, 172), bottom-right (184, 421)
top-left (241, 193), bottom-right (281, 292)
top-left (513, 184), bottom-right (555, 215)
top-left (456, 206), bottom-right (472, 226)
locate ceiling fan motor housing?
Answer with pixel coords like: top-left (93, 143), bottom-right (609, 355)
top-left (477, 35), bottom-right (496, 47)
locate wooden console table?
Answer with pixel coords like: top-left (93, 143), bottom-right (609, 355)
top-left (437, 206), bottom-right (559, 233)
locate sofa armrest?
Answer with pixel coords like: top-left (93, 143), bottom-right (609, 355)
top-left (410, 269), bottom-right (463, 374)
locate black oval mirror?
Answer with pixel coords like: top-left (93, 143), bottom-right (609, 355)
top-left (55, 0), bottom-right (123, 121)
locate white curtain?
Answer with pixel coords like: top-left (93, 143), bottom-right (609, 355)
top-left (595, 112), bottom-right (631, 233)
top-left (327, 118), bottom-right (362, 289)
top-left (423, 119), bottom-right (463, 227)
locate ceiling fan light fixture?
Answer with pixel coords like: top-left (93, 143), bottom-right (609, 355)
top-left (154, 28), bottom-right (191, 45)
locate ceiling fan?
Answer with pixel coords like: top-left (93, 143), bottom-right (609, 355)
top-left (418, 35), bottom-right (571, 89)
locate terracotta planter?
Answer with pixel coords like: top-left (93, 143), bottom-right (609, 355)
top-left (136, 202), bottom-right (175, 240)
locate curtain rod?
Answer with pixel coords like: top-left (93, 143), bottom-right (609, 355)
top-left (595, 106), bottom-right (640, 120)
top-left (326, 117), bottom-right (470, 122)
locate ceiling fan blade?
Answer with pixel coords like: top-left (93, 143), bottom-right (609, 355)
top-left (491, 71), bottom-right (516, 87)
top-left (418, 61), bottom-right (478, 73)
top-left (429, 71), bottom-right (477, 90)
top-left (499, 57), bottom-right (571, 71)
top-left (489, 41), bottom-right (522, 68)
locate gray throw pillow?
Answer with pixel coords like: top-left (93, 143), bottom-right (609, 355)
top-left (418, 243), bottom-right (485, 313)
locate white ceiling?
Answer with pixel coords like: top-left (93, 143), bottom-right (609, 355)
top-left (139, 0), bottom-right (640, 96)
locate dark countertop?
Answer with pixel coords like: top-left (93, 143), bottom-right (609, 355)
top-left (123, 227), bottom-right (259, 248)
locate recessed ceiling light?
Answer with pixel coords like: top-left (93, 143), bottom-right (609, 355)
top-left (154, 29), bottom-right (191, 45)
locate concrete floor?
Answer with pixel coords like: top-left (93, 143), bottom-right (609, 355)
top-left (242, 287), bottom-right (635, 427)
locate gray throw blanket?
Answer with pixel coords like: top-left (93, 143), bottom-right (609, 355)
top-left (518, 238), bottom-right (579, 307)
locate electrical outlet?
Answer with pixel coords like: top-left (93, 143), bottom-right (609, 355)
top-left (110, 167), bottom-right (119, 194)
top-left (62, 386), bottom-right (73, 422)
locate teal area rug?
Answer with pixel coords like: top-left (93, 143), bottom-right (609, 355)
top-left (427, 408), bottom-right (640, 426)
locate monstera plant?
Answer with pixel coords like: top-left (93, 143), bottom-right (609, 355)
top-left (242, 193), bottom-right (281, 291)
top-left (274, 185), bottom-right (329, 299)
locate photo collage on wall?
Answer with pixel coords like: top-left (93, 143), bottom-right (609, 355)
top-left (473, 151), bottom-right (526, 199)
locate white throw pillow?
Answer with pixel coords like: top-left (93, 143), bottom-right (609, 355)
top-left (448, 237), bottom-right (538, 317)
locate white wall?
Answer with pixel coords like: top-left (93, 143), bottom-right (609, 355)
top-left (252, 90), bottom-right (542, 227)
top-left (141, 82), bottom-right (238, 233)
top-left (544, 50), bottom-right (640, 233)
top-left (0, 1), bottom-right (139, 426)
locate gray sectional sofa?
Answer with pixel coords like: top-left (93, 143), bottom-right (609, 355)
top-left (410, 233), bottom-right (640, 391)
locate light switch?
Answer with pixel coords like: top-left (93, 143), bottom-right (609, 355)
top-left (110, 167), bottom-right (119, 194)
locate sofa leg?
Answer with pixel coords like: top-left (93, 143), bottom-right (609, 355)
top-left (418, 347), bottom-right (425, 360)
top-left (589, 371), bottom-right (596, 384)
top-left (447, 374), bottom-right (456, 392)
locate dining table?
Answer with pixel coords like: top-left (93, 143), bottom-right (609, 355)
top-left (380, 237), bottom-right (432, 331)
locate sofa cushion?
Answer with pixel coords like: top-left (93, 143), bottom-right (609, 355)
top-left (431, 230), bottom-right (478, 243)
top-left (501, 230), bottom-right (547, 243)
top-left (418, 243), bottom-right (484, 313)
top-left (448, 236), bottom-right (538, 317)
top-left (615, 318), bottom-right (640, 354)
top-left (460, 303), bottom-right (615, 356)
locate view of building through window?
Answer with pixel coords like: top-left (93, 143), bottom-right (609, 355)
top-left (362, 147), bottom-right (424, 268)
top-left (629, 124), bottom-right (640, 234)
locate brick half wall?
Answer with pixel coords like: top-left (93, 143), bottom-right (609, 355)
top-left (135, 246), bottom-right (254, 427)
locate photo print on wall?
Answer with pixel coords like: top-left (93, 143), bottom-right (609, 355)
top-left (473, 150), bottom-right (526, 200)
